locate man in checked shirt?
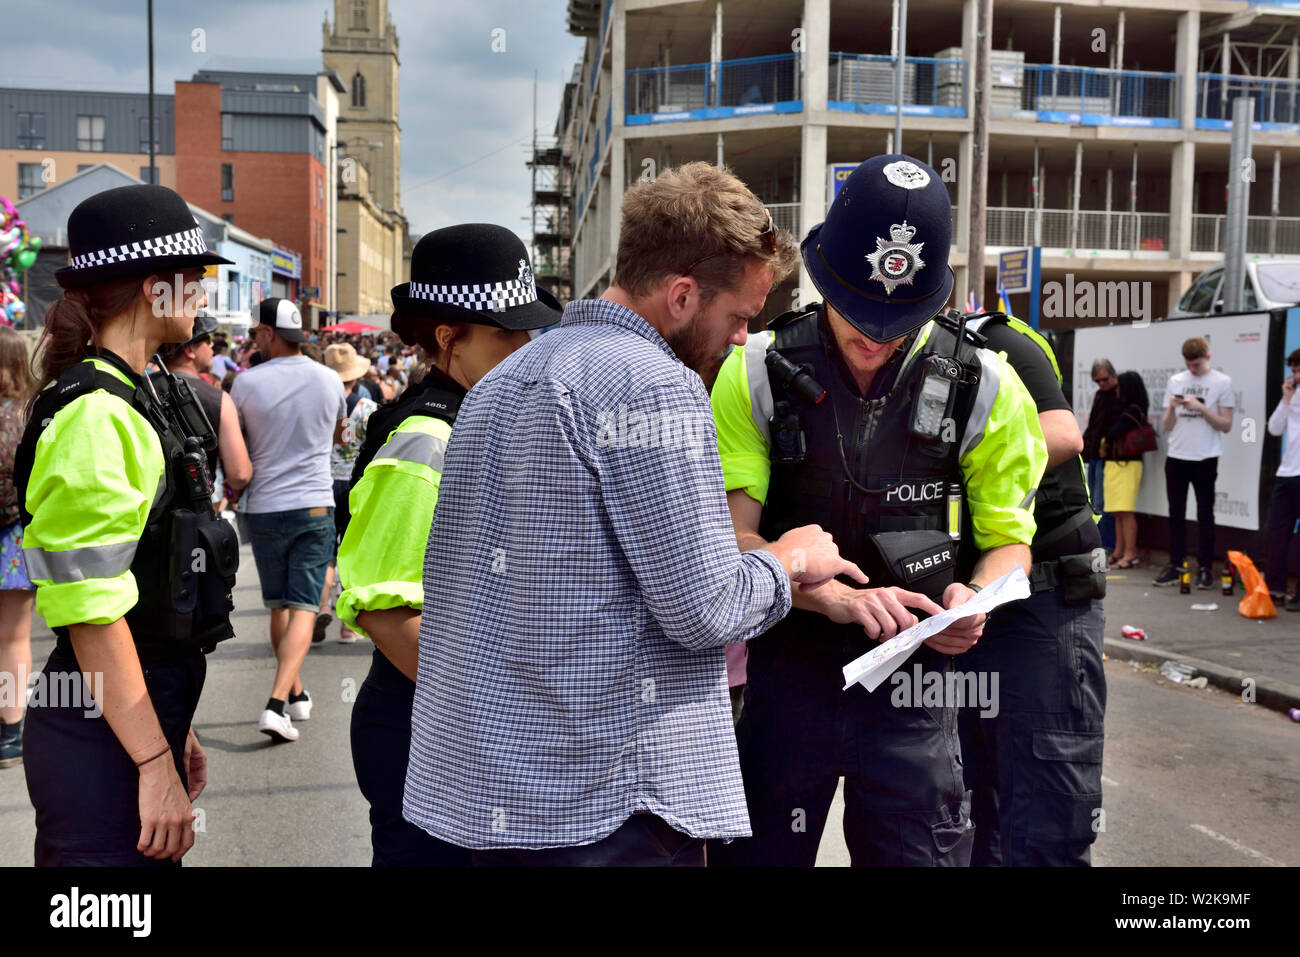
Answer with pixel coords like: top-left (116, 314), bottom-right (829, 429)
top-left (402, 163), bottom-right (899, 866)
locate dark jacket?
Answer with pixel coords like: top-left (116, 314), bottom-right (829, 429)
top-left (1083, 387), bottom-right (1122, 461)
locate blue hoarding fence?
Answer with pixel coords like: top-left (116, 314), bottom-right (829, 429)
top-left (626, 53), bottom-right (801, 125)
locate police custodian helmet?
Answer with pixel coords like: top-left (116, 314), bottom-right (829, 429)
top-left (801, 154), bottom-right (954, 342)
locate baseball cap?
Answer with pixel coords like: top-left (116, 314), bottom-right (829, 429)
top-left (254, 298), bottom-right (309, 343)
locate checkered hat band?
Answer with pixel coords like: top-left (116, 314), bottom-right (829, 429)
top-left (70, 225), bottom-right (208, 270)
top-left (408, 277), bottom-right (538, 312)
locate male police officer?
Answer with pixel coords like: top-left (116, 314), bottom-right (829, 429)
top-left (708, 155), bottom-right (1047, 866)
top-left (958, 312), bottom-right (1107, 866)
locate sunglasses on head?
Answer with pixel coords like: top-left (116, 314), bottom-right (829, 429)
top-left (683, 208), bottom-right (777, 277)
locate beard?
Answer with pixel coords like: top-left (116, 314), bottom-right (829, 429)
top-left (663, 319), bottom-right (729, 390)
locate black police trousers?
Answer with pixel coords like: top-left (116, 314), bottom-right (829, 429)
top-left (957, 587), bottom-right (1106, 866)
top-left (710, 620), bottom-right (974, 867)
top-left (24, 646), bottom-right (205, 867)
top-left (350, 648), bottom-right (471, 866)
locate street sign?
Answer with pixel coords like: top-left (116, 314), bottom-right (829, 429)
top-left (998, 248), bottom-right (1031, 293)
top-left (827, 163), bottom-right (858, 203)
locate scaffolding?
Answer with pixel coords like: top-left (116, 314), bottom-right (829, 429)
top-left (529, 134), bottom-right (572, 303)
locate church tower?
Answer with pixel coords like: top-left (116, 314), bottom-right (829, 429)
top-left (322, 0), bottom-right (402, 217)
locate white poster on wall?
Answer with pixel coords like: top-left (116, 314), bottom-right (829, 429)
top-left (1072, 313), bottom-right (1271, 531)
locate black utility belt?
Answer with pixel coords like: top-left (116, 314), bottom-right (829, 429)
top-left (1030, 548), bottom-right (1108, 603)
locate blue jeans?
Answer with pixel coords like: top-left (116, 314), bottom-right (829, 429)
top-left (1086, 459), bottom-right (1115, 553)
top-left (246, 507), bottom-right (335, 611)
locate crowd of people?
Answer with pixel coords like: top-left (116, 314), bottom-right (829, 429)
top-left (1081, 340), bottom-right (1299, 611)
top-left (0, 163), bottom-right (1296, 870)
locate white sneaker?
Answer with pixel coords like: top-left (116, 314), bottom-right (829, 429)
top-left (258, 709), bottom-right (298, 742)
top-left (286, 691), bottom-right (312, 722)
top-left (338, 627), bottom-right (359, 644)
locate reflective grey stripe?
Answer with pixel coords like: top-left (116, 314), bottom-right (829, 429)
top-left (375, 432), bottom-right (446, 472)
top-left (958, 347), bottom-right (1003, 459)
top-left (744, 332), bottom-right (774, 446)
top-left (23, 540), bottom-right (138, 584)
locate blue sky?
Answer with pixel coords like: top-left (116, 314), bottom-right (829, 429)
top-left (3, 0), bottom-right (586, 243)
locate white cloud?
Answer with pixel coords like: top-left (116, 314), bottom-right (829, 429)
top-left (4, 0), bottom-right (585, 246)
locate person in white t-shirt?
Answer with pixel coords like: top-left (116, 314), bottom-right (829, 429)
top-left (1153, 336), bottom-right (1235, 590)
top-left (1265, 348), bottom-right (1300, 610)
top-left (231, 299), bottom-right (347, 743)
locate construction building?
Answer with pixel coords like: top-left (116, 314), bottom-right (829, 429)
top-left (550, 0), bottom-right (1300, 326)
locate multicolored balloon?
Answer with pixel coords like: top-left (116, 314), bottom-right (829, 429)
top-left (0, 194), bottom-right (36, 327)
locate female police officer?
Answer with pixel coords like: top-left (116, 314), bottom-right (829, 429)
top-left (17, 184), bottom-right (239, 865)
top-left (337, 224), bottom-right (558, 866)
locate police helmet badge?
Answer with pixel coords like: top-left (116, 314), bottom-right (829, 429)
top-left (866, 221), bottom-right (926, 295)
top-left (517, 258), bottom-right (536, 297)
top-left (882, 160), bottom-right (931, 190)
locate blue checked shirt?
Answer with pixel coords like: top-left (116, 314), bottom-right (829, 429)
top-left (402, 298), bottom-right (792, 849)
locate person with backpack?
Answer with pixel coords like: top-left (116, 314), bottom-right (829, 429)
top-left (335, 224), bottom-right (558, 866)
top-left (16, 184), bottom-right (240, 864)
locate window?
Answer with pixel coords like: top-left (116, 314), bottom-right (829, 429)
top-left (17, 112), bottom-right (45, 149)
top-left (222, 213), bottom-right (234, 223)
top-left (351, 0), bottom-right (366, 29)
top-left (1179, 269), bottom-right (1221, 315)
top-left (77, 164), bottom-right (93, 173)
top-left (352, 72), bottom-right (366, 108)
top-left (76, 115), bottom-right (105, 151)
top-left (138, 166), bottom-right (158, 184)
top-left (17, 163), bottom-right (44, 199)
top-left (316, 170), bottom-right (324, 210)
top-left (138, 116), bottom-right (160, 153)
top-left (221, 114), bottom-right (233, 150)
top-left (221, 163), bottom-right (234, 201)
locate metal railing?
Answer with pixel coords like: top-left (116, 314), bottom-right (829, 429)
top-left (1196, 74), bottom-right (1300, 125)
top-left (988, 64), bottom-right (1178, 121)
top-left (828, 53), bottom-right (966, 113)
top-left (625, 53), bottom-right (801, 116)
top-left (986, 206), bottom-right (1170, 251)
top-left (1192, 213), bottom-right (1300, 254)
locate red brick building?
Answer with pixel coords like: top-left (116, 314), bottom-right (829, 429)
top-left (174, 65), bottom-right (341, 325)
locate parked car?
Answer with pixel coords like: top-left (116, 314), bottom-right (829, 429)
top-left (1168, 259), bottom-right (1300, 317)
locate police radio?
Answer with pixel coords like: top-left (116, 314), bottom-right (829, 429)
top-left (766, 349), bottom-right (825, 465)
top-left (910, 355), bottom-right (961, 441)
top-left (143, 355), bottom-right (219, 508)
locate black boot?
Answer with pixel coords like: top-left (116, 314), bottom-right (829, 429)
top-left (0, 717), bottom-right (22, 769)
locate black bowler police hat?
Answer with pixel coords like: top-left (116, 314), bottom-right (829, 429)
top-left (390, 223), bottom-right (561, 331)
top-left (801, 155), bottom-right (954, 342)
top-left (56, 184), bottom-right (232, 289)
